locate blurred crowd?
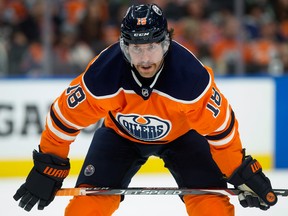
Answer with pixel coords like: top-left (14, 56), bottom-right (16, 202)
top-left (0, 0), bottom-right (288, 77)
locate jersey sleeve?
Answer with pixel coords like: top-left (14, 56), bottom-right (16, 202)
top-left (187, 66), bottom-right (243, 177)
top-left (40, 60), bottom-right (108, 158)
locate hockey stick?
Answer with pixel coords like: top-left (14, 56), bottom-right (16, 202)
top-left (56, 187), bottom-right (288, 197)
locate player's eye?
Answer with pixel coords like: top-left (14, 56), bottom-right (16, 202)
top-left (147, 44), bottom-right (157, 51)
top-left (129, 43), bottom-right (160, 55)
top-left (131, 46), bottom-right (142, 54)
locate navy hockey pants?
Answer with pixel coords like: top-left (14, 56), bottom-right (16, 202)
top-left (76, 126), bottom-right (227, 193)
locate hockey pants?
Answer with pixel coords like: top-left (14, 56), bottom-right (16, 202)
top-left (65, 127), bottom-right (234, 216)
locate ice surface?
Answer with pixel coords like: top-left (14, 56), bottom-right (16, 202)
top-left (2, 170), bottom-right (287, 216)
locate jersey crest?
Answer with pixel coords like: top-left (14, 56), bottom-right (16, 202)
top-left (116, 113), bottom-right (171, 141)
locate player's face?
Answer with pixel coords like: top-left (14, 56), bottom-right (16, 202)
top-left (128, 43), bottom-right (164, 78)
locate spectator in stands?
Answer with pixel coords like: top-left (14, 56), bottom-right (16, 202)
top-left (61, 0), bottom-right (86, 26)
top-left (0, 0), bottom-right (287, 77)
top-left (181, 0), bottom-right (219, 68)
top-left (271, 0), bottom-right (288, 41)
top-left (7, 30), bottom-right (28, 76)
top-left (1, 1), bottom-right (30, 76)
top-left (77, 0), bottom-right (108, 54)
top-left (244, 3), bottom-right (268, 40)
top-left (210, 14), bottom-right (250, 75)
top-left (19, 40), bottom-right (43, 77)
top-left (174, 18), bottom-right (201, 56)
top-left (14, 0), bottom-right (61, 44)
top-left (246, 16), bottom-right (283, 74)
top-left (51, 23), bottom-right (94, 76)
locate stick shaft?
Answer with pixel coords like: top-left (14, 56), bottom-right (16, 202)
top-left (56, 187), bottom-right (288, 197)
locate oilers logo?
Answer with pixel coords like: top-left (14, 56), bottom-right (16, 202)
top-left (117, 113), bottom-right (171, 141)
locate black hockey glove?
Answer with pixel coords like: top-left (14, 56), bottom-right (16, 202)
top-left (13, 150), bottom-right (70, 211)
top-left (228, 155), bottom-right (277, 210)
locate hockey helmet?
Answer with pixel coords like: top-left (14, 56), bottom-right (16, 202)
top-left (120, 4), bottom-right (170, 63)
top-left (120, 4), bottom-right (168, 44)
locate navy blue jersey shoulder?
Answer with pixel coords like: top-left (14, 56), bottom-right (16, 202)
top-left (83, 42), bottom-right (130, 97)
top-left (83, 41), bottom-right (210, 101)
top-left (155, 41), bottom-right (210, 101)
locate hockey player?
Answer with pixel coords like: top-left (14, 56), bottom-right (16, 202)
top-left (13, 3), bottom-right (277, 216)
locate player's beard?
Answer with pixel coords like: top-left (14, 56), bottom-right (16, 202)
top-left (134, 59), bottom-right (163, 78)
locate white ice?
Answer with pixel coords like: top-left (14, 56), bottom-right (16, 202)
top-left (2, 170), bottom-right (287, 216)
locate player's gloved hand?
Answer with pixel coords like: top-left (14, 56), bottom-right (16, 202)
top-left (13, 150), bottom-right (70, 211)
top-left (228, 155), bottom-right (277, 210)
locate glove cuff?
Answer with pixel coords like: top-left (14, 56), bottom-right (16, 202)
top-left (33, 150), bottom-right (70, 181)
top-left (228, 155), bottom-right (261, 186)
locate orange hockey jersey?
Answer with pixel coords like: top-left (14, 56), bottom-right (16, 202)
top-left (40, 41), bottom-right (243, 177)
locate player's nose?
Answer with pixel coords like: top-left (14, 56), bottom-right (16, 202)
top-left (140, 49), bottom-right (151, 61)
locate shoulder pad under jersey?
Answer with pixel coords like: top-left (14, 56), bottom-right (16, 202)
top-left (83, 42), bottom-right (130, 97)
top-left (155, 41), bottom-right (211, 102)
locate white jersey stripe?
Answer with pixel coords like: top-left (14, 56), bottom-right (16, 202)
top-left (208, 127), bottom-right (236, 146)
top-left (54, 100), bottom-right (84, 130)
top-left (46, 113), bottom-right (77, 141)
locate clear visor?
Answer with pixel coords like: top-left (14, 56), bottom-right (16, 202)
top-left (129, 43), bottom-right (162, 55)
top-left (120, 34), bottom-right (170, 64)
